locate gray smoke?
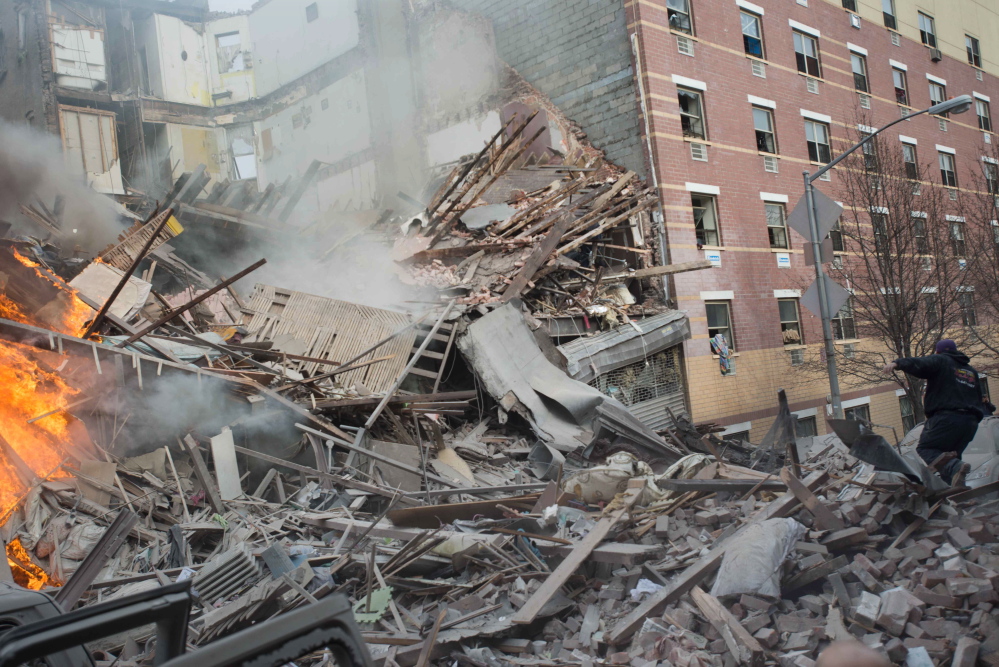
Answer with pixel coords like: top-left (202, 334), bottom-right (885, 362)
top-left (0, 120), bottom-right (123, 253)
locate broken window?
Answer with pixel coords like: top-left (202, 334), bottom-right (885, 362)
top-left (706, 301), bottom-right (735, 350)
top-left (903, 143), bottom-right (918, 180)
top-left (804, 120), bottom-right (831, 164)
top-left (968, 35), bottom-right (982, 68)
top-left (778, 298), bottom-right (802, 346)
top-left (667, 0), bottom-right (693, 35)
top-left (793, 31), bottom-right (820, 77)
top-left (766, 203), bottom-right (788, 249)
top-left (753, 107), bottom-right (776, 154)
top-left (918, 12), bottom-right (936, 48)
top-left (216, 32), bottom-right (245, 73)
top-left (741, 11), bottom-right (764, 58)
top-left (851, 53), bottom-right (868, 92)
top-left (306, 2), bottom-right (319, 22)
top-left (692, 194), bottom-right (720, 247)
top-left (832, 299), bottom-right (856, 340)
top-left (939, 151), bottom-right (958, 188)
top-left (677, 88), bottom-right (705, 140)
top-left (845, 404), bottom-right (871, 422)
top-left (977, 99), bottom-right (992, 132)
top-left (893, 68), bottom-right (908, 106)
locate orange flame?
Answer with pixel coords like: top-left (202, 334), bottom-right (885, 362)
top-left (10, 251), bottom-right (93, 337)
top-left (6, 537), bottom-right (52, 590)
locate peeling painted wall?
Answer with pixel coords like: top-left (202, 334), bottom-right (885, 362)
top-left (205, 15), bottom-right (255, 106)
top-left (139, 15), bottom-right (212, 106)
top-left (249, 0), bottom-right (360, 97)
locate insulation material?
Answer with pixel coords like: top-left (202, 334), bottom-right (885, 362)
top-left (710, 518), bottom-right (806, 599)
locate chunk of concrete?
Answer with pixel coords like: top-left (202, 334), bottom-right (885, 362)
top-left (877, 587), bottom-right (926, 636)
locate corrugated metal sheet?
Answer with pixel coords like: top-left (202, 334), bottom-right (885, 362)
top-left (628, 393), bottom-right (687, 432)
top-left (242, 285), bottom-right (417, 393)
top-left (558, 310), bottom-right (689, 383)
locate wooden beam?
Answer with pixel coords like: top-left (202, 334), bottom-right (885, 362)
top-left (501, 213), bottom-right (574, 302)
top-left (779, 468), bottom-right (844, 531)
top-left (511, 481), bottom-right (645, 625)
top-left (181, 435), bottom-right (225, 516)
top-left (608, 470), bottom-right (828, 644)
top-left (690, 586), bottom-right (765, 666)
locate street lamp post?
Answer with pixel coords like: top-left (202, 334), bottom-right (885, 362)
top-left (803, 95), bottom-right (973, 419)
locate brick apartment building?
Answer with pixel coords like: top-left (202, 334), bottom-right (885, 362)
top-left (621, 0), bottom-right (999, 441)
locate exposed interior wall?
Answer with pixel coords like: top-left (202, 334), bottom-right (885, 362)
top-left (58, 106), bottom-right (125, 194)
top-left (252, 69), bottom-right (371, 189)
top-left (446, 0), bottom-right (645, 177)
top-left (160, 123), bottom-right (226, 185)
top-left (248, 0), bottom-right (360, 97)
top-left (146, 15), bottom-right (211, 106)
top-left (0, 0), bottom-right (51, 131)
top-left (205, 15), bottom-right (255, 106)
top-left (425, 111), bottom-right (501, 166)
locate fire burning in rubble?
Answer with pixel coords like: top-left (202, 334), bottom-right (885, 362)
top-left (0, 249), bottom-right (94, 587)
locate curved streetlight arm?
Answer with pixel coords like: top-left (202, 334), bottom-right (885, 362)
top-left (808, 94), bottom-right (973, 183)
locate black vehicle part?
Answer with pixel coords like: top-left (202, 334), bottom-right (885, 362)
top-left (0, 580), bottom-right (192, 667)
top-left (162, 594), bottom-right (372, 667)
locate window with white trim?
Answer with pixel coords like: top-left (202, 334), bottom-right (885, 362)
top-left (893, 68), bottom-right (908, 106)
top-left (951, 220), bottom-right (966, 257)
top-left (796, 416), bottom-right (818, 437)
top-left (882, 0), bottom-right (897, 30)
top-left (918, 13), bottom-right (936, 48)
top-left (766, 203), bottom-right (789, 249)
top-left (914, 217), bottom-right (929, 254)
top-left (829, 218), bottom-right (844, 252)
top-left (851, 53), bottom-right (869, 93)
top-left (692, 194), bottom-right (720, 246)
top-left (793, 31), bottom-right (820, 77)
top-left (805, 120), bottom-right (831, 164)
top-left (778, 298), bottom-right (803, 345)
top-left (845, 404), bottom-right (871, 422)
top-left (678, 88), bottom-right (706, 140)
top-left (902, 143), bottom-right (918, 180)
top-left (929, 81), bottom-right (947, 116)
top-left (667, 0), bottom-right (693, 35)
top-left (985, 162), bottom-right (998, 194)
top-left (741, 11), bottom-right (764, 58)
top-left (939, 151), bottom-right (958, 188)
top-left (978, 99), bottom-right (992, 132)
top-left (832, 298), bottom-right (856, 340)
top-left (706, 301), bottom-right (735, 350)
top-left (968, 35), bottom-right (982, 68)
top-left (753, 107), bottom-right (777, 154)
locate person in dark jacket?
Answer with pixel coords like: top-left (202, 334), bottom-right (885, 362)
top-left (883, 340), bottom-right (990, 484)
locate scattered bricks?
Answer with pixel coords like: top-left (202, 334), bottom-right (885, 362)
top-left (870, 503), bottom-right (890, 523)
top-left (934, 542), bottom-right (961, 560)
top-left (947, 577), bottom-right (993, 597)
top-left (799, 595), bottom-right (828, 616)
top-left (860, 517), bottom-right (881, 534)
top-left (905, 623), bottom-right (928, 639)
top-left (739, 594), bottom-right (772, 612)
top-left (776, 614), bottom-right (824, 633)
top-left (854, 554), bottom-right (882, 579)
top-left (968, 522), bottom-right (989, 542)
top-left (741, 613), bottom-right (771, 635)
top-left (850, 562), bottom-right (883, 592)
top-left (918, 617), bottom-right (962, 638)
top-left (922, 570), bottom-right (962, 587)
top-left (754, 627), bottom-right (779, 648)
top-left (778, 652), bottom-right (810, 667)
top-left (885, 637), bottom-right (908, 663)
top-left (875, 560), bottom-right (897, 578)
top-left (897, 557), bottom-right (918, 576)
top-left (901, 544), bottom-right (933, 561)
top-left (915, 529), bottom-right (945, 544)
top-left (876, 587), bottom-right (926, 637)
top-left (903, 646), bottom-right (934, 667)
top-left (969, 588), bottom-right (999, 605)
top-left (967, 562), bottom-right (999, 587)
top-left (902, 638), bottom-right (947, 658)
top-left (828, 573), bottom-right (852, 613)
top-left (853, 495), bottom-right (875, 514)
top-left (855, 592), bottom-right (882, 627)
top-left (799, 553), bottom-right (826, 570)
top-left (607, 651), bottom-right (630, 664)
top-left (654, 516), bottom-right (670, 538)
top-left (947, 527), bottom-right (976, 550)
top-left (793, 657), bottom-right (816, 667)
top-left (694, 511), bottom-right (717, 527)
top-left (840, 503), bottom-right (861, 524)
top-left (952, 636), bottom-right (981, 667)
top-left (822, 527), bottom-right (868, 551)
top-left (883, 547), bottom-right (905, 560)
top-left (782, 632), bottom-right (812, 651)
top-left (912, 585), bottom-right (960, 608)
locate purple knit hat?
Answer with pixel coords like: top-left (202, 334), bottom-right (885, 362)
top-left (935, 339), bottom-right (957, 354)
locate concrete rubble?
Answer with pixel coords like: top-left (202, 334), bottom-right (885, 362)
top-left (0, 127), bottom-right (997, 667)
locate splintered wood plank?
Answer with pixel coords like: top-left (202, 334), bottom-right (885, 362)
top-left (210, 427), bottom-right (243, 501)
top-left (779, 467), bottom-right (844, 531)
top-left (690, 586), bottom-right (764, 666)
top-left (511, 481), bottom-right (645, 625)
top-left (181, 435), bottom-right (225, 515)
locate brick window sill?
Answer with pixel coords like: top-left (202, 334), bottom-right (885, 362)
top-left (784, 344), bottom-right (808, 350)
top-left (701, 245), bottom-right (725, 251)
top-left (834, 339), bottom-right (861, 345)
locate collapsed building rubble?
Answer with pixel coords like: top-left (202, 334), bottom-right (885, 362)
top-left (0, 113), bottom-right (997, 667)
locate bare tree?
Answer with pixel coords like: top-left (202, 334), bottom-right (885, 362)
top-left (962, 139), bottom-right (999, 368)
top-left (810, 124), bottom-right (979, 422)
